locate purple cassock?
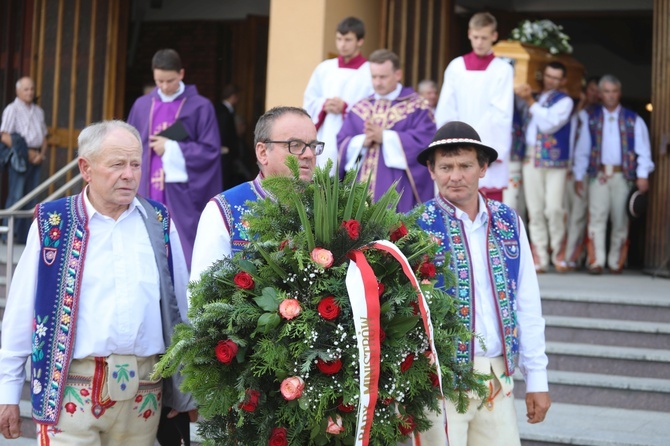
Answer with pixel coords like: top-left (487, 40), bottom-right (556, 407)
top-left (127, 84), bottom-right (222, 268)
top-left (336, 86), bottom-right (436, 213)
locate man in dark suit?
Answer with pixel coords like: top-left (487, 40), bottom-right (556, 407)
top-left (216, 84), bottom-right (244, 190)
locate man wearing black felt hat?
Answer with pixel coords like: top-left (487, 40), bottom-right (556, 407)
top-left (415, 121), bottom-right (550, 446)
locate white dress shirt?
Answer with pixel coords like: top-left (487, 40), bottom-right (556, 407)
top-left (524, 90), bottom-right (574, 148)
top-left (451, 194), bottom-right (549, 392)
top-left (190, 199), bottom-right (233, 284)
top-left (0, 190), bottom-right (189, 405)
top-left (573, 106), bottom-right (655, 181)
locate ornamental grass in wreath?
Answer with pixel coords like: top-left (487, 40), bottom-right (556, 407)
top-left (155, 159), bottom-right (487, 446)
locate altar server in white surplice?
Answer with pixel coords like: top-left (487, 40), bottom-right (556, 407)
top-left (434, 12), bottom-right (514, 203)
top-left (303, 16), bottom-right (374, 175)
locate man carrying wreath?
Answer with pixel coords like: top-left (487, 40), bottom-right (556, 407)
top-left (415, 121), bottom-right (550, 446)
top-left (190, 106), bottom-right (320, 281)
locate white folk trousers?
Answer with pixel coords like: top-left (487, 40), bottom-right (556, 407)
top-left (522, 151), bottom-right (567, 269)
top-left (587, 171), bottom-right (631, 270)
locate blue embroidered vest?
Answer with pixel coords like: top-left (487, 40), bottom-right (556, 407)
top-left (211, 175), bottom-right (273, 255)
top-left (32, 194), bottom-right (171, 424)
top-left (527, 90), bottom-right (572, 168)
top-left (416, 197), bottom-right (521, 375)
top-left (586, 106), bottom-right (638, 181)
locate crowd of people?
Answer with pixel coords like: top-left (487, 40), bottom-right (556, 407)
top-left (0, 10), bottom-right (654, 446)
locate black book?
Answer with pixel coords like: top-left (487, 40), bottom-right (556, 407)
top-left (156, 120), bottom-right (189, 141)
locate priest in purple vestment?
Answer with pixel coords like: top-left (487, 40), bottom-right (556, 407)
top-left (127, 49), bottom-right (222, 271)
top-left (337, 49), bottom-right (436, 213)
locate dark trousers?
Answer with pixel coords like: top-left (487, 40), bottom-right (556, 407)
top-left (156, 406), bottom-right (191, 446)
top-left (3, 161), bottom-right (41, 243)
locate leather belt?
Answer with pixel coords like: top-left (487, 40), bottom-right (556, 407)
top-left (599, 165), bottom-right (623, 173)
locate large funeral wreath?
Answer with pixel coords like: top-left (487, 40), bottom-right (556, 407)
top-left (156, 159), bottom-right (486, 445)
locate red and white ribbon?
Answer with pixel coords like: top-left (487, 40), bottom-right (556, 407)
top-left (345, 240), bottom-right (447, 446)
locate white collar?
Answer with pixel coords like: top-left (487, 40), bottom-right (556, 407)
top-left (157, 81), bottom-right (185, 103)
top-left (603, 105), bottom-right (621, 118)
top-left (374, 83), bottom-right (403, 101)
top-left (449, 193), bottom-right (488, 224)
top-left (82, 185), bottom-right (145, 221)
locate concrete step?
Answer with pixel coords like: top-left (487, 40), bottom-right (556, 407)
top-left (542, 295), bottom-right (670, 323)
top-left (545, 341), bottom-right (670, 379)
top-left (515, 369), bottom-right (670, 411)
top-left (544, 315), bottom-right (670, 349)
top-left (515, 400), bottom-right (670, 446)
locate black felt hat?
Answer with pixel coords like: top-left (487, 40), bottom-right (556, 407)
top-left (417, 121), bottom-right (499, 166)
top-left (627, 188), bottom-right (648, 219)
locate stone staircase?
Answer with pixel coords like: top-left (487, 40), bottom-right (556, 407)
top-left (514, 271), bottom-right (670, 446)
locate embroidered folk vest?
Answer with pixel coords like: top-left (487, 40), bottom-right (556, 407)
top-left (32, 194), bottom-right (172, 424)
top-left (586, 106), bottom-right (638, 181)
top-left (525, 90), bottom-right (572, 168)
top-left (416, 197), bottom-right (521, 376)
top-left (211, 175), bottom-right (273, 255)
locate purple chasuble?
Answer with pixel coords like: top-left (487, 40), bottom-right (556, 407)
top-left (337, 86), bottom-right (436, 213)
top-left (149, 100), bottom-right (185, 203)
top-left (127, 85), bottom-right (222, 268)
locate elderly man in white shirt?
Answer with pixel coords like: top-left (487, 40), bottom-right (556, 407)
top-left (1, 76), bottom-right (48, 242)
top-left (573, 74), bottom-right (654, 274)
top-left (0, 120), bottom-right (192, 445)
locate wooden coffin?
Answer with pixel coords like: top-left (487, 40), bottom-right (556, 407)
top-left (493, 40), bottom-right (585, 99)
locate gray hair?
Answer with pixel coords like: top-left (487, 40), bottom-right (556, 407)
top-left (16, 77), bottom-right (33, 89)
top-left (417, 79), bottom-right (438, 92)
top-left (78, 120), bottom-right (142, 160)
top-left (254, 106), bottom-right (311, 146)
top-left (599, 74), bottom-right (621, 90)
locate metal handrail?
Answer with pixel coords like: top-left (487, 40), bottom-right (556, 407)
top-left (0, 159), bottom-right (82, 297)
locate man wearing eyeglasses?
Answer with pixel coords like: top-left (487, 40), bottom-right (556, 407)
top-left (189, 106), bottom-right (320, 280)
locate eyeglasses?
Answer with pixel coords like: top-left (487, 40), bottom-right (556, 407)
top-left (264, 140), bottom-right (325, 156)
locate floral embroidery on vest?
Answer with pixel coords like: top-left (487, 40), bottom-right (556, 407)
top-left (416, 197), bottom-right (521, 375)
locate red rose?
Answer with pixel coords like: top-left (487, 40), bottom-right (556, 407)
top-left (400, 354), bottom-right (414, 373)
top-left (337, 397), bottom-right (356, 413)
top-left (398, 414), bottom-right (416, 436)
top-left (429, 372), bottom-right (440, 387)
top-left (317, 296), bottom-right (341, 320)
top-left (419, 262), bottom-right (436, 279)
top-left (377, 282), bottom-right (385, 296)
top-left (381, 397), bottom-right (394, 406)
top-left (268, 427), bottom-right (288, 446)
top-left (239, 389), bottom-right (261, 412)
top-left (215, 339), bottom-right (238, 364)
top-left (341, 219), bottom-right (361, 240)
top-left (390, 222), bottom-right (408, 242)
top-left (234, 271), bottom-right (255, 290)
top-left (316, 358), bottom-right (342, 375)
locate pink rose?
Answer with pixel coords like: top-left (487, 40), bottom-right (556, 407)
top-left (326, 415), bottom-right (345, 435)
top-left (311, 248), bottom-right (334, 268)
top-left (279, 299), bottom-right (302, 320)
top-left (280, 376), bottom-right (304, 400)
